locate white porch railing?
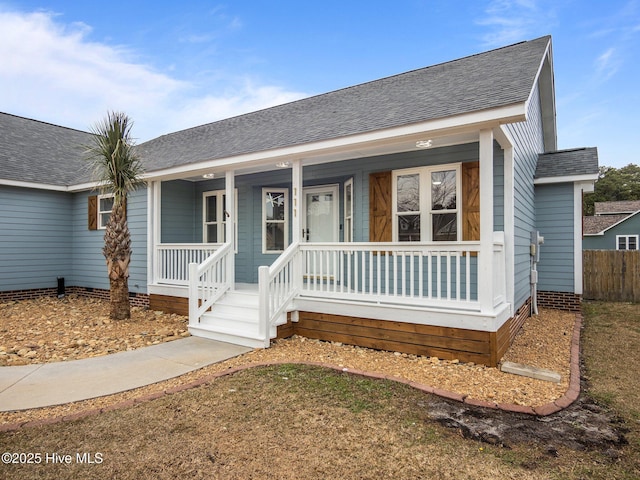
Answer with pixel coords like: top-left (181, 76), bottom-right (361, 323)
top-left (188, 242), bottom-right (233, 326)
top-left (297, 242), bottom-right (482, 309)
top-left (182, 237), bottom-right (506, 346)
top-left (155, 243), bottom-right (221, 285)
top-left (258, 242), bottom-right (302, 342)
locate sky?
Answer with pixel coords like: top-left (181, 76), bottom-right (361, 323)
top-left (1, 1), bottom-right (638, 168)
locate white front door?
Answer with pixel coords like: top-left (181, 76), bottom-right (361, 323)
top-left (303, 185), bottom-right (339, 279)
top-left (302, 185), bottom-right (339, 242)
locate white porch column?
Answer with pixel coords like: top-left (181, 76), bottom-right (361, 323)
top-left (291, 159), bottom-right (302, 243)
top-left (147, 180), bottom-right (162, 286)
top-left (495, 125), bottom-right (515, 315)
top-left (225, 170), bottom-right (235, 288)
top-left (479, 129), bottom-right (495, 314)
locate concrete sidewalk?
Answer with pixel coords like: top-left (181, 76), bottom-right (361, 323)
top-left (0, 337), bottom-right (251, 412)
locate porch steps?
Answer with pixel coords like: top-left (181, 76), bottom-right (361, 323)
top-left (189, 290), bottom-right (286, 349)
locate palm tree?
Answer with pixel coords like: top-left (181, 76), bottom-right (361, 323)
top-left (86, 112), bottom-right (145, 320)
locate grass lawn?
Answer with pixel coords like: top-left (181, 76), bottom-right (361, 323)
top-left (1, 302), bottom-right (639, 479)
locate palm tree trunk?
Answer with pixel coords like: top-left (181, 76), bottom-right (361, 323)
top-left (109, 276), bottom-right (130, 320)
top-left (104, 202), bottom-right (132, 320)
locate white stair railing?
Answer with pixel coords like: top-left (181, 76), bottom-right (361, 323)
top-left (258, 242), bottom-right (301, 345)
top-left (189, 242), bottom-right (233, 326)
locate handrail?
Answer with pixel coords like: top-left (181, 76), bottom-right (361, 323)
top-left (258, 242), bottom-right (301, 343)
top-left (188, 242), bottom-right (233, 325)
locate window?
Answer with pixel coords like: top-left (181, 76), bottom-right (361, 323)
top-left (617, 235), bottom-right (639, 250)
top-left (203, 190), bottom-right (238, 248)
top-left (263, 188), bottom-right (288, 253)
top-left (344, 178), bottom-right (354, 242)
top-left (97, 194), bottom-right (114, 230)
top-left (392, 164), bottom-right (461, 242)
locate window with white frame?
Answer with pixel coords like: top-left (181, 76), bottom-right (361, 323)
top-left (392, 164), bottom-right (461, 242)
top-left (617, 235), bottom-right (638, 250)
top-left (263, 188), bottom-right (288, 253)
top-left (98, 194), bottom-right (114, 229)
top-left (203, 189), bottom-right (238, 247)
top-left (344, 178), bottom-right (354, 242)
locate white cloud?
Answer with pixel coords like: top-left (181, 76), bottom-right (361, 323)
top-left (594, 47), bottom-right (620, 81)
top-left (476, 0), bottom-right (556, 47)
top-left (0, 9), bottom-right (308, 142)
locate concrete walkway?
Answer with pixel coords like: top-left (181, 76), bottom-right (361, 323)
top-left (0, 337), bottom-right (251, 412)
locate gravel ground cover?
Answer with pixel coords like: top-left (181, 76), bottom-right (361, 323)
top-left (0, 296), bottom-right (574, 425)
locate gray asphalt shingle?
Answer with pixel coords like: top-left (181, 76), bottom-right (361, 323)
top-left (2, 36), bottom-right (551, 185)
top-left (535, 147), bottom-right (599, 179)
top-left (0, 113), bottom-right (93, 186)
top-left (136, 36), bottom-right (551, 173)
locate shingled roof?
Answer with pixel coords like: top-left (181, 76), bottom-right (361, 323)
top-left (583, 214), bottom-right (630, 235)
top-left (535, 147), bottom-right (599, 179)
top-left (0, 112), bottom-right (93, 187)
top-left (594, 200), bottom-right (640, 215)
top-left (1, 36), bottom-right (552, 186)
top-left (136, 36), bottom-right (552, 173)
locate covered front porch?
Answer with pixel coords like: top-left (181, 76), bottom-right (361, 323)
top-left (145, 128), bottom-right (516, 365)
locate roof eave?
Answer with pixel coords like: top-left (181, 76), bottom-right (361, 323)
top-left (534, 173), bottom-right (598, 185)
top-left (524, 37), bottom-right (557, 152)
top-left (142, 103), bottom-right (528, 182)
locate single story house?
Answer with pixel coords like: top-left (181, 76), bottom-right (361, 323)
top-left (583, 200), bottom-right (640, 250)
top-left (0, 35), bottom-right (599, 366)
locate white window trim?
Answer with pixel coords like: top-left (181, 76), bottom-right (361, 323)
top-left (97, 193), bottom-right (114, 230)
top-left (262, 188), bottom-right (289, 254)
top-left (344, 178), bottom-right (354, 242)
top-left (616, 234), bottom-right (639, 251)
top-left (391, 163), bottom-right (462, 242)
top-left (202, 189), bottom-right (238, 250)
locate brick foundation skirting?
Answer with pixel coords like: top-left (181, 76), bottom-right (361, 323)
top-left (536, 291), bottom-right (581, 312)
top-left (0, 286), bottom-right (150, 309)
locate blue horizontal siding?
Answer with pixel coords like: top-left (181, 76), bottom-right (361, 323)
top-left (535, 183), bottom-right (574, 292)
top-left (505, 84), bottom-right (545, 309)
top-left (0, 185), bottom-right (73, 291)
top-left (69, 188), bottom-right (148, 294)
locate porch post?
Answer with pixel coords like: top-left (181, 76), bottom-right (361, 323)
top-left (148, 180), bottom-right (162, 285)
top-left (291, 159), bottom-right (302, 243)
top-left (495, 125), bottom-right (515, 315)
top-left (225, 170), bottom-right (235, 288)
top-left (478, 129), bottom-right (494, 314)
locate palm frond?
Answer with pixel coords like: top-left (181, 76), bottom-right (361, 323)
top-left (85, 111), bottom-right (145, 203)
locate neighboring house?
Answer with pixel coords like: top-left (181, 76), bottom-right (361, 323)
top-left (583, 200), bottom-right (640, 250)
top-left (0, 36), bottom-right (599, 366)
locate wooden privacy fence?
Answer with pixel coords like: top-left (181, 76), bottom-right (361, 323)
top-left (583, 250), bottom-right (640, 302)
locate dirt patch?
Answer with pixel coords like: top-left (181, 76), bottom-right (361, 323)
top-left (427, 391), bottom-right (628, 453)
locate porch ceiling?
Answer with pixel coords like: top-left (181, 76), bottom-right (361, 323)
top-left (172, 130), bottom-right (480, 182)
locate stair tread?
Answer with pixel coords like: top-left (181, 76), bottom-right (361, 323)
top-left (190, 322), bottom-right (262, 340)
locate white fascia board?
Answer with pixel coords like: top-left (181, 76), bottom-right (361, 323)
top-left (534, 173), bottom-right (599, 185)
top-left (524, 38), bottom-right (557, 151)
top-left (0, 179), bottom-right (69, 191)
top-left (143, 103), bottom-right (527, 181)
